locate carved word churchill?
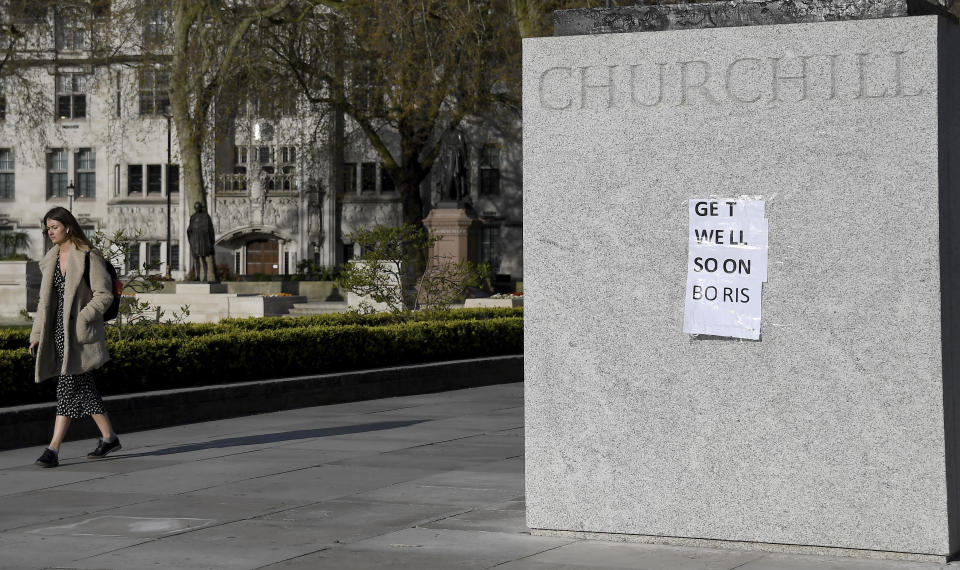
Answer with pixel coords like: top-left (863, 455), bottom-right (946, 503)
top-left (538, 50), bottom-right (924, 110)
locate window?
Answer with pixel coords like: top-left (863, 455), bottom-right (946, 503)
top-left (234, 146), bottom-right (248, 168)
top-left (115, 71), bottom-right (121, 117)
top-left (171, 244), bottom-right (179, 269)
top-left (138, 68), bottom-right (170, 116)
top-left (126, 243), bottom-right (140, 273)
top-left (0, 78), bottom-right (6, 121)
top-left (352, 62), bottom-right (381, 116)
top-left (75, 148), bottom-right (95, 198)
top-left (258, 146), bottom-right (274, 166)
top-left (479, 144), bottom-right (501, 196)
top-left (481, 225), bottom-right (501, 269)
top-left (342, 163), bottom-right (357, 194)
top-left (147, 164), bottom-right (162, 195)
top-left (252, 91), bottom-right (297, 117)
top-left (258, 146), bottom-right (277, 191)
top-left (168, 164), bottom-right (179, 194)
top-left (142, 8), bottom-right (167, 45)
top-left (229, 147), bottom-right (247, 192)
top-left (0, 149), bottom-right (13, 199)
top-left (148, 243), bottom-right (161, 265)
top-left (380, 165), bottom-right (395, 192)
top-left (278, 146), bottom-right (296, 191)
top-left (56, 73), bottom-right (87, 119)
top-left (361, 162), bottom-right (376, 193)
top-left (235, 250), bottom-right (241, 275)
top-left (342, 243), bottom-right (354, 262)
top-left (11, 1), bottom-right (46, 24)
top-left (56, 6), bottom-right (86, 51)
top-left (127, 164), bottom-right (143, 195)
top-left (47, 149), bottom-right (68, 199)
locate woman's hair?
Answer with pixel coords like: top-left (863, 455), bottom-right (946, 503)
top-left (42, 207), bottom-right (93, 251)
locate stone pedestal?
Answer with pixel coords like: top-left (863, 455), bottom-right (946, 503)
top-left (422, 205), bottom-right (480, 263)
top-left (134, 282), bottom-right (304, 323)
top-left (177, 283), bottom-right (227, 294)
top-left (0, 261), bottom-right (40, 318)
top-left (523, 14), bottom-right (960, 561)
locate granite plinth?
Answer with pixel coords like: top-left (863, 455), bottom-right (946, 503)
top-left (177, 282), bottom-right (227, 294)
top-left (553, 0), bottom-right (955, 36)
top-left (0, 261), bottom-right (40, 318)
top-left (523, 16), bottom-right (960, 559)
top-left (134, 283), bottom-right (306, 323)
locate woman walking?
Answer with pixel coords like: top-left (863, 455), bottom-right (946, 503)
top-left (29, 207), bottom-right (120, 468)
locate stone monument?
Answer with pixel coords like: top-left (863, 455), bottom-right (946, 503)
top-left (524, 1), bottom-right (960, 562)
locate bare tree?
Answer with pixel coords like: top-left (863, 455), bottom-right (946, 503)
top-left (267, 0), bottom-right (520, 230)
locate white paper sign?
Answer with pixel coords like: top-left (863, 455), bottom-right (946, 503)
top-left (683, 199), bottom-right (769, 340)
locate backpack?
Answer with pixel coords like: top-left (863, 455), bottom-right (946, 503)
top-left (83, 251), bottom-right (123, 321)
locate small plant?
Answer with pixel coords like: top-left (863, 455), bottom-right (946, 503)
top-left (0, 230), bottom-right (30, 260)
top-left (415, 258), bottom-right (489, 310)
top-left (292, 259), bottom-right (341, 281)
top-left (91, 229), bottom-right (190, 341)
top-left (337, 224), bottom-right (488, 313)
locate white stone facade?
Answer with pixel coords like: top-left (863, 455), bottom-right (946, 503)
top-left (0, 5), bottom-right (523, 282)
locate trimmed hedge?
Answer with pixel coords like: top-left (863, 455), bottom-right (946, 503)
top-left (0, 307), bottom-right (522, 347)
top-left (0, 327), bottom-right (31, 351)
top-left (1, 316), bottom-right (523, 407)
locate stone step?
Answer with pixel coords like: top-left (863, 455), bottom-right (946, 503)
top-left (288, 301), bottom-right (349, 315)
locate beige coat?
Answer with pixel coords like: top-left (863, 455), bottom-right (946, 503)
top-left (29, 244), bottom-right (112, 383)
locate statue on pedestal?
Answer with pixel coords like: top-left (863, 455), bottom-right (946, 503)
top-left (187, 202), bottom-right (217, 282)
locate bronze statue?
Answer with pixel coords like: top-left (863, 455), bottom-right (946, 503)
top-left (187, 202), bottom-right (217, 282)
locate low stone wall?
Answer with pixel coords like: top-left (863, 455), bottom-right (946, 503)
top-left (1, 355), bottom-right (522, 450)
top-left (153, 281), bottom-right (341, 302)
top-left (0, 261), bottom-right (40, 319)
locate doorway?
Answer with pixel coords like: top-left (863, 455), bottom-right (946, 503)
top-left (246, 239), bottom-right (279, 275)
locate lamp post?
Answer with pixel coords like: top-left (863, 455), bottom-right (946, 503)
top-left (165, 112), bottom-right (172, 278)
top-left (66, 180), bottom-right (75, 213)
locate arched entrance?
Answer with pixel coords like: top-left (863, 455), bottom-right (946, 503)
top-left (246, 238), bottom-right (280, 275)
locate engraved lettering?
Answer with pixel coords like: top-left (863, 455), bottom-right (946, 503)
top-left (579, 65), bottom-right (616, 109)
top-left (538, 66), bottom-right (574, 110)
top-left (825, 54), bottom-right (840, 100)
top-left (892, 51), bottom-right (923, 97)
top-left (769, 56), bottom-right (811, 102)
top-left (630, 62), bottom-right (666, 107)
top-left (678, 60), bottom-right (716, 106)
top-left (856, 53), bottom-right (887, 99)
top-left (724, 58), bottom-right (762, 103)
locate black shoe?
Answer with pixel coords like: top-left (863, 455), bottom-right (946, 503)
top-left (35, 448), bottom-right (58, 468)
top-left (87, 437), bottom-right (121, 458)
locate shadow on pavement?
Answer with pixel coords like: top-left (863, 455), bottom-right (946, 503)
top-left (117, 420), bottom-right (428, 458)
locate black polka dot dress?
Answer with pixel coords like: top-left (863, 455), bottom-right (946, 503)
top-left (53, 257), bottom-right (106, 419)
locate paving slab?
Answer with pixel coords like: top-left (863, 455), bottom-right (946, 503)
top-left (184, 463), bottom-right (435, 504)
top-left (500, 540), bottom-right (763, 570)
top-left (260, 527), bottom-right (573, 570)
top-left (91, 493), bottom-right (296, 522)
top-left (0, 489), bottom-right (160, 533)
top-left (423, 507), bottom-right (531, 534)
top-left (1, 382), bottom-right (957, 570)
top-left (0, 468), bottom-right (113, 496)
top-left (0, 532), bottom-right (148, 570)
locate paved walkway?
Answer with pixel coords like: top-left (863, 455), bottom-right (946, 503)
top-left (0, 383), bottom-right (955, 569)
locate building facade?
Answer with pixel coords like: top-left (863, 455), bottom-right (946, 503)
top-left (0, 3), bottom-right (523, 282)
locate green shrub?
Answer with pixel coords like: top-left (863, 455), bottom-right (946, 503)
top-left (0, 328), bottom-right (31, 350)
top-left (1, 308), bottom-right (522, 346)
top-left (0, 317), bottom-right (523, 406)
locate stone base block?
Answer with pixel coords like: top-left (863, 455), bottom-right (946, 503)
top-left (523, 15), bottom-right (960, 559)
